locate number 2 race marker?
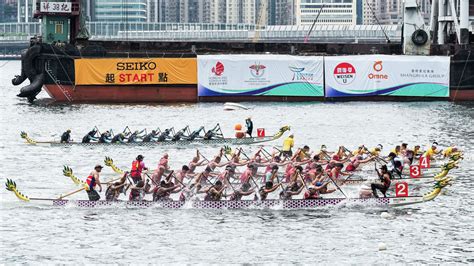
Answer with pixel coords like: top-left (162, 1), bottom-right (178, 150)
top-left (395, 182), bottom-right (409, 197)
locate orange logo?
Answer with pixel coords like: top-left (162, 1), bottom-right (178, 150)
top-left (373, 61), bottom-right (383, 72)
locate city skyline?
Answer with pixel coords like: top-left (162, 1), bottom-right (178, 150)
top-left (2, 0), bottom-right (432, 25)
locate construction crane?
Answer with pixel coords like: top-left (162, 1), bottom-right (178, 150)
top-left (253, 0), bottom-right (267, 43)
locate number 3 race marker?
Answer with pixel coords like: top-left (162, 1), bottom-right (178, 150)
top-left (395, 182), bottom-right (409, 197)
top-left (409, 165), bottom-right (421, 178)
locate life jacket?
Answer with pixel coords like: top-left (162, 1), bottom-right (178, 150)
top-left (131, 160), bottom-right (143, 178)
top-left (86, 175), bottom-right (96, 190)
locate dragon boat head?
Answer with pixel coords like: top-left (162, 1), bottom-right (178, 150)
top-left (423, 176), bottom-right (453, 201)
top-left (20, 131), bottom-right (28, 139)
top-left (104, 156), bottom-right (114, 167)
top-left (274, 126), bottom-right (290, 138)
top-left (5, 179), bottom-right (30, 202)
top-left (449, 152), bottom-right (464, 162)
top-left (443, 160), bottom-right (460, 171)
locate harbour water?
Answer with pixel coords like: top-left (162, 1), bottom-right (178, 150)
top-left (0, 61), bottom-right (473, 263)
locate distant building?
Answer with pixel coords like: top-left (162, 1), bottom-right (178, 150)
top-left (17, 0), bottom-right (38, 23)
top-left (93, 0), bottom-right (147, 22)
top-left (275, 0), bottom-right (298, 25)
top-left (226, 0), bottom-right (256, 24)
top-left (363, 0), bottom-right (431, 25)
top-left (296, 0), bottom-right (358, 25)
top-left (203, 0), bottom-right (227, 23)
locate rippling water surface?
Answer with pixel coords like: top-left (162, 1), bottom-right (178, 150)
top-left (1, 61), bottom-right (473, 264)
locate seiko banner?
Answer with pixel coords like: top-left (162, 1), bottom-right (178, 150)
top-left (75, 58), bottom-right (197, 85)
top-left (198, 55), bottom-right (324, 97)
top-left (324, 55), bottom-right (450, 97)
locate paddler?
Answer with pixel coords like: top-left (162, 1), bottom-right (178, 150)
top-left (60, 129), bottom-right (72, 143)
top-left (423, 142), bottom-right (441, 160)
top-left (129, 180), bottom-right (151, 201)
top-left (98, 130), bottom-right (112, 143)
top-left (328, 163), bottom-right (351, 180)
top-left (279, 181), bottom-right (304, 200)
top-left (204, 180), bottom-right (226, 201)
top-left (369, 144), bottom-right (383, 157)
top-left (281, 134), bottom-right (295, 157)
top-left (175, 165), bottom-right (190, 184)
top-left (85, 165), bottom-right (103, 201)
top-left (82, 129), bottom-right (98, 143)
top-left (371, 165), bottom-right (392, 198)
top-left (303, 182), bottom-right (332, 199)
top-left (442, 145), bottom-right (459, 158)
top-left (293, 145), bottom-right (311, 161)
top-left (387, 152), bottom-right (404, 177)
top-left (143, 130), bottom-right (159, 142)
top-left (258, 181), bottom-right (281, 200)
top-left (152, 153), bottom-right (170, 184)
top-left (157, 128), bottom-right (172, 142)
top-left (127, 130), bottom-right (144, 143)
top-left (239, 164), bottom-right (255, 184)
top-left (105, 172), bottom-right (129, 201)
top-left (188, 150), bottom-right (206, 174)
top-left (345, 154), bottom-right (373, 172)
top-left (130, 155), bottom-right (147, 184)
top-left (228, 183), bottom-right (255, 200)
top-left (245, 117), bottom-right (253, 137)
top-left (390, 145), bottom-right (401, 156)
top-left (152, 180), bottom-right (181, 201)
top-left (111, 133), bottom-right (126, 143)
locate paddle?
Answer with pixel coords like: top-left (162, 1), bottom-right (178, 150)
top-left (323, 172), bottom-right (348, 198)
top-left (198, 150), bottom-right (210, 163)
top-left (59, 187), bottom-right (87, 199)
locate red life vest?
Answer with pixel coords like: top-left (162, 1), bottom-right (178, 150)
top-left (86, 175), bottom-right (96, 190)
top-left (131, 160), bottom-right (143, 178)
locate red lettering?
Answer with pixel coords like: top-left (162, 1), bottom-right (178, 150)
top-left (141, 74), bottom-right (147, 82)
top-left (119, 73), bottom-right (125, 82)
top-left (148, 73), bottom-right (154, 81)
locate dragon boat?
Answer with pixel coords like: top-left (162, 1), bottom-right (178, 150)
top-left (4, 177), bottom-right (453, 209)
top-left (20, 126), bottom-right (290, 147)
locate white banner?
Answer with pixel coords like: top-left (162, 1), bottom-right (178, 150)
top-left (198, 55), bottom-right (324, 97)
top-left (324, 55), bottom-right (450, 97)
top-left (40, 2), bottom-right (72, 13)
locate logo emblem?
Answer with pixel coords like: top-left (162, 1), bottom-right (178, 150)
top-left (212, 61), bottom-right (224, 76)
top-left (249, 63), bottom-right (266, 78)
top-left (333, 62), bottom-right (356, 85)
top-left (373, 61), bottom-right (383, 72)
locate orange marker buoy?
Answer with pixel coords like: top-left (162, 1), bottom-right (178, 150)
top-left (234, 124), bottom-right (242, 131)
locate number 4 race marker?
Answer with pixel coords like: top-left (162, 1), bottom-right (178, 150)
top-left (409, 165), bottom-right (421, 178)
top-left (395, 182), bottom-right (409, 197)
top-left (419, 156), bottom-right (430, 168)
top-left (257, 128), bottom-right (265, 138)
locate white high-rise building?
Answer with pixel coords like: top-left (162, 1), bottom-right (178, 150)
top-left (296, 0), bottom-right (358, 25)
top-left (226, 0), bottom-right (256, 24)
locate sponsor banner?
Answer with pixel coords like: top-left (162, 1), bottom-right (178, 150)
top-left (75, 58), bottom-right (197, 85)
top-left (198, 55), bottom-right (324, 97)
top-left (324, 55), bottom-right (450, 97)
